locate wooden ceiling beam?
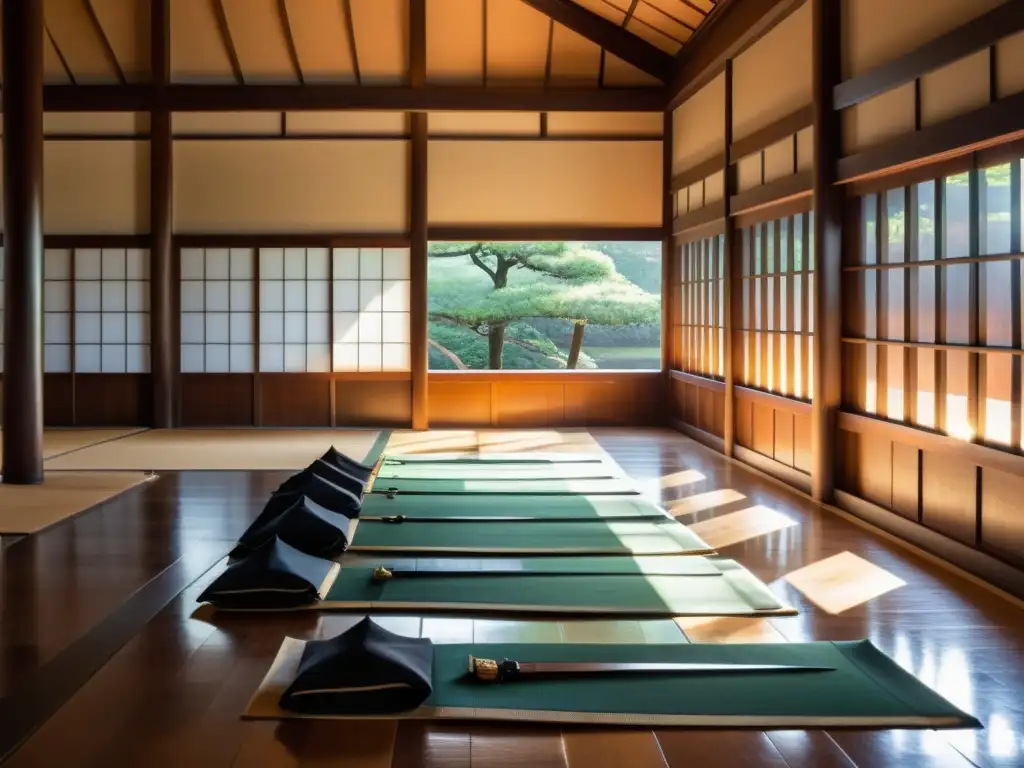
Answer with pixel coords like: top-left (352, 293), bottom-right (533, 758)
top-left (518, 0), bottom-right (674, 82)
top-left (212, 0), bottom-right (245, 84)
top-left (83, 0), bottom-right (126, 84)
top-left (39, 83), bottom-right (665, 112)
top-left (667, 0), bottom-right (803, 111)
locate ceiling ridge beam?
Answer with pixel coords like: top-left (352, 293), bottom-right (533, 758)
top-left (518, 0), bottom-right (674, 82)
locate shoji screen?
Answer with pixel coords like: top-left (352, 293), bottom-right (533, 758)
top-left (74, 248), bottom-right (151, 373)
top-left (44, 250), bottom-right (73, 372)
top-left (258, 248), bottom-right (332, 373)
top-left (180, 248), bottom-right (255, 373)
top-left (678, 234), bottom-right (725, 379)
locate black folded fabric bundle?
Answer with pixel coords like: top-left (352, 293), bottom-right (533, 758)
top-left (271, 470), bottom-right (363, 518)
top-left (321, 446), bottom-right (374, 483)
top-left (279, 458), bottom-right (367, 498)
top-left (198, 537), bottom-right (334, 609)
top-left (230, 496), bottom-right (353, 559)
top-left (280, 617), bottom-right (434, 715)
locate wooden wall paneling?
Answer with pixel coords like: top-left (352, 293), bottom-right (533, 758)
top-left (699, 385), bottom-right (718, 435)
top-left (669, 377), bottom-right (686, 420)
top-left (179, 373), bottom-right (254, 426)
top-left (980, 466), bottom-right (1024, 568)
top-left (774, 409), bottom-right (794, 466)
top-left (751, 401), bottom-right (775, 456)
top-left (74, 374), bottom-right (151, 426)
top-left (43, 374), bottom-right (75, 426)
top-left (793, 411), bottom-right (812, 472)
top-left (735, 396), bottom-right (753, 449)
top-left (890, 441), bottom-right (921, 521)
top-left (810, 0), bottom-right (843, 503)
top-left (710, 390), bottom-right (726, 438)
top-left (492, 381), bottom-right (565, 428)
top-left (258, 374), bottom-right (331, 426)
top-left (333, 379), bottom-right (412, 427)
top-left (427, 380), bottom-right (492, 426)
top-left (921, 449), bottom-right (979, 545)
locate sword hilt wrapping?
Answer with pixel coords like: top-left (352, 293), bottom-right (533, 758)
top-left (469, 656), bottom-right (520, 683)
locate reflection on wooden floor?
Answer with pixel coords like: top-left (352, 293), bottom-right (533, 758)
top-left (2, 428), bottom-right (1024, 767)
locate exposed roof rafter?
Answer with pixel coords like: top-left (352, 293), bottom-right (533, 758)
top-left (518, 0), bottom-right (674, 82)
top-left (212, 0), bottom-right (245, 84)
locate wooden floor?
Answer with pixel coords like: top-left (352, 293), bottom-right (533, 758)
top-left (2, 429), bottom-right (1023, 767)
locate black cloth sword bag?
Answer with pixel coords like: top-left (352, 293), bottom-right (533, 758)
top-left (230, 495), bottom-right (353, 559)
top-left (280, 617), bottom-right (434, 715)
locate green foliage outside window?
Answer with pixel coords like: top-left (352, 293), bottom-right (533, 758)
top-left (428, 241), bottom-right (661, 370)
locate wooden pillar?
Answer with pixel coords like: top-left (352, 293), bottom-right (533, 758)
top-left (2, 0), bottom-right (45, 484)
top-left (409, 0), bottom-right (428, 429)
top-left (150, 0), bottom-right (174, 428)
top-left (722, 60), bottom-right (737, 457)
top-left (661, 112), bottom-right (674, 379)
top-left (810, 0), bottom-right (843, 503)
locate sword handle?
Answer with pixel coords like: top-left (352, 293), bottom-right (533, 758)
top-left (469, 656), bottom-right (520, 683)
top-left (371, 566), bottom-right (393, 581)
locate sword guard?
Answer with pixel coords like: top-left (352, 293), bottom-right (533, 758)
top-left (371, 566), bottom-right (394, 582)
top-left (469, 656), bottom-right (520, 683)
top-left (381, 515), bottom-right (406, 524)
top-left (386, 489), bottom-right (398, 499)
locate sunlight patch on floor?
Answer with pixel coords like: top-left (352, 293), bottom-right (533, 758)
top-left (783, 551), bottom-right (906, 614)
top-left (658, 469), bottom-right (706, 490)
top-left (674, 615), bottom-right (787, 643)
top-left (667, 488), bottom-right (745, 517)
top-left (685, 505), bottom-right (798, 550)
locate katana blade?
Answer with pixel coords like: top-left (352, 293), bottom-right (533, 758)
top-left (469, 656), bottom-right (834, 683)
top-left (370, 565), bottom-right (721, 581)
top-left (365, 514), bottom-right (665, 524)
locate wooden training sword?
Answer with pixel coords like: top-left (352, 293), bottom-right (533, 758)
top-left (468, 656), bottom-right (834, 682)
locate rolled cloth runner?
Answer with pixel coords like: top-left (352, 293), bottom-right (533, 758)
top-left (280, 617), bottom-right (434, 715)
top-left (279, 458), bottom-right (367, 497)
top-left (197, 536), bottom-right (334, 610)
top-left (321, 446), bottom-right (374, 483)
top-left (230, 496), bottom-right (353, 559)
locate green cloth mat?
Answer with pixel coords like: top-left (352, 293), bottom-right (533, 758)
top-left (362, 430), bottom-right (393, 466)
top-left (370, 477), bottom-right (639, 495)
top-left (360, 494), bottom-right (666, 520)
top-left (252, 639), bottom-right (979, 728)
top-left (375, 462), bottom-right (620, 481)
top-left (323, 557), bottom-right (791, 616)
top-left (383, 452), bottom-right (603, 464)
top-left (348, 518), bottom-right (712, 555)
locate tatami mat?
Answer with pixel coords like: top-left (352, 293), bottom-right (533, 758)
top-left (0, 428), bottom-right (147, 463)
top-left (42, 429), bottom-right (382, 471)
top-left (384, 429), bottom-right (607, 458)
top-left (0, 471), bottom-right (154, 534)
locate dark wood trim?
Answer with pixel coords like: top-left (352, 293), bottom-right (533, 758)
top-left (41, 234), bottom-right (150, 248)
top-left (732, 194), bottom-right (813, 229)
top-left (410, 0), bottom-right (428, 430)
top-left (41, 133), bottom-right (150, 141)
top-left (842, 154), bottom-right (975, 198)
top-left (669, 368), bottom-right (726, 392)
top-left (672, 202), bottom-right (726, 236)
top-left (150, 0), bottom-right (173, 429)
top-left (671, 418), bottom-right (727, 453)
top-left (431, 370), bottom-right (660, 383)
top-left (674, 217), bottom-right (727, 246)
top-left (810, 0), bottom-right (842, 504)
top-left (837, 90), bottom-right (1024, 183)
top-left (735, 444), bottom-right (812, 494)
top-left (83, 0), bottom-right (126, 85)
top-left (518, 0), bottom-right (674, 81)
top-left (427, 226), bottom-right (664, 242)
top-left (839, 410), bottom-right (1024, 480)
top-left (662, 110), bottom-right (674, 375)
top-left (833, 0), bottom-right (1024, 110)
top-left (735, 384), bottom-right (811, 415)
top-left (172, 131), bottom-right (409, 141)
top-left (171, 233), bottom-right (410, 248)
top-left (212, 0), bottom-right (244, 84)
top-left (276, 0), bottom-right (304, 84)
top-left (834, 489), bottom-right (1024, 602)
top-left (671, 154), bottom-right (726, 193)
top-left (44, 23), bottom-right (75, 85)
top-left (842, 336), bottom-right (1024, 356)
top-left (728, 169), bottom-right (813, 216)
top-left (668, 0), bottom-right (806, 110)
top-left (722, 58), bottom-right (736, 457)
top-left (39, 84), bottom-right (665, 112)
top-left (1, 0), bottom-right (45, 484)
top-left (729, 104), bottom-right (813, 163)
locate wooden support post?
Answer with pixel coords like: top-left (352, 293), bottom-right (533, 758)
top-left (723, 60), bottom-right (737, 456)
top-left (662, 112), bottom-right (674, 380)
top-left (150, 0), bottom-right (174, 428)
top-left (810, 0), bottom-right (843, 503)
top-left (2, 0), bottom-right (45, 484)
top-left (409, 0), bottom-right (428, 429)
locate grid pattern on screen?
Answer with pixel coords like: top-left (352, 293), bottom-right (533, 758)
top-left (258, 248), bottom-right (331, 373)
top-left (44, 250), bottom-right (73, 373)
top-left (850, 161), bottom-right (1023, 447)
top-left (332, 247), bottom-right (411, 372)
top-left (181, 248), bottom-right (255, 373)
top-left (739, 211), bottom-right (814, 399)
top-left (677, 234), bottom-right (725, 378)
top-left (74, 248), bottom-right (151, 373)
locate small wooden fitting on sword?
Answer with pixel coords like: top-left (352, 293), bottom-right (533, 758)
top-left (469, 656), bottom-right (519, 683)
top-left (371, 566), bottom-right (394, 582)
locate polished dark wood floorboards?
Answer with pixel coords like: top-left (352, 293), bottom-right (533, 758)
top-left (2, 429), bottom-right (1024, 767)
